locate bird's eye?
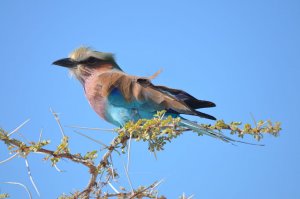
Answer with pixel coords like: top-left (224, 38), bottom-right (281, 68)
top-left (86, 57), bottom-right (98, 65)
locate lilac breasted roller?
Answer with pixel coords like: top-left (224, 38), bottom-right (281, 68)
top-left (53, 47), bottom-right (237, 142)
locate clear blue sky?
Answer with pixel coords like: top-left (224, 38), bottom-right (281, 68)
top-left (0, 1), bottom-right (299, 198)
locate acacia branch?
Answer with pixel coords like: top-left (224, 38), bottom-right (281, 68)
top-left (0, 111), bottom-right (281, 198)
top-left (0, 128), bottom-right (160, 198)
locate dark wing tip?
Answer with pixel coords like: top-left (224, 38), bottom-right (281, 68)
top-left (186, 99), bottom-right (216, 109)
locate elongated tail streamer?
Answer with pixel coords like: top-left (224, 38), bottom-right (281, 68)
top-left (180, 119), bottom-right (264, 146)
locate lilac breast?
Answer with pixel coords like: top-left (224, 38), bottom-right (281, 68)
top-left (84, 75), bottom-right (107, 120)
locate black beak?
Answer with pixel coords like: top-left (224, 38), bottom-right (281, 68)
top-left (52, 58), bottom-right (77, 68)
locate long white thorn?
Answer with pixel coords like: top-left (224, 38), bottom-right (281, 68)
top-left (24, 158), bottom-right (40, 197)
top-left (50, 108), bottom-right (65, 137)
top-left (109, 156), bottom-right (116, 181)
top-left (66, 125), bottom-right (115, 132)
top-left (2, 181), bottom-right (32, 199)
top-left (187, 194), bottom-right (195, 199)
top-left (150, 179), bottom-right (164, 195)
top-left (17, 132), bottom-right (31, 144)
top-left (38, 128), bottom-right (43, 143)
top-left (32, 152), bottom-right (64, 172)
top-left (0, 152), bottom-right (19, 164)
top-left (8, 119), bottom-right (30, 137)
top-left (122, 161), bottom-right (134, 194)
top-left (54, 164), bottom-right (64, 172)
top-left (73, 130), bottom-right (108, 147)
top-left (33, 152), bottom-right (47, 155)
top-left (108, 182), bottom-right (120, 194)
top-left (151, 178), bottom-right (164, 191)
top-left (127, 133), bottom-right (132, 172)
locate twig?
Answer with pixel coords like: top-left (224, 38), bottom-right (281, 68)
top-left (99, 136), bottom-right (127, 169)
top-left (0, 110), bottom-right (281, 198)
top-left (129, 181), bottom-right (160, 199)
top-left (79, 136), bottom-right (130, 198)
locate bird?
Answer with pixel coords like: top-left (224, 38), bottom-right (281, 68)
top-left (53, 47), bottom-right (236, 142)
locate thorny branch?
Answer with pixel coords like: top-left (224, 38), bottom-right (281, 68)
top-left (0, 128), bottom-right (162, 198)
top-left (0, 111), bottom-right (281, 198)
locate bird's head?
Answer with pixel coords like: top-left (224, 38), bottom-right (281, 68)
top-left (53, 47), bottom-right (122, 83)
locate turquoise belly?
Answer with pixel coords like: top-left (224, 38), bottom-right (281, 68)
top-left (104, 88), bottom-right (157, 127)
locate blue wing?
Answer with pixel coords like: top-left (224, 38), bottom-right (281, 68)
top-left (104, 88), bottom-right (169, 126)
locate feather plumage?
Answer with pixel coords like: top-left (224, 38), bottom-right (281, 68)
top-left (54, 47), bottom-right (219, 138)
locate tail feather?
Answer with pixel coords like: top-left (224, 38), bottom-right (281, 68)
top-left (184, 99), bottom-right (216, 109)
top-left (179, 119), bottom-right (264, 146)
top-left (195, 110), bottom-right (216, 120)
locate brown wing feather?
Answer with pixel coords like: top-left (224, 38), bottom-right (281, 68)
top-left (94, 72), bottom-right (215, 120)
top-left (137, 78), bottom-right (216, 109)
top-left (137, 78), bottom-right (216, 120)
